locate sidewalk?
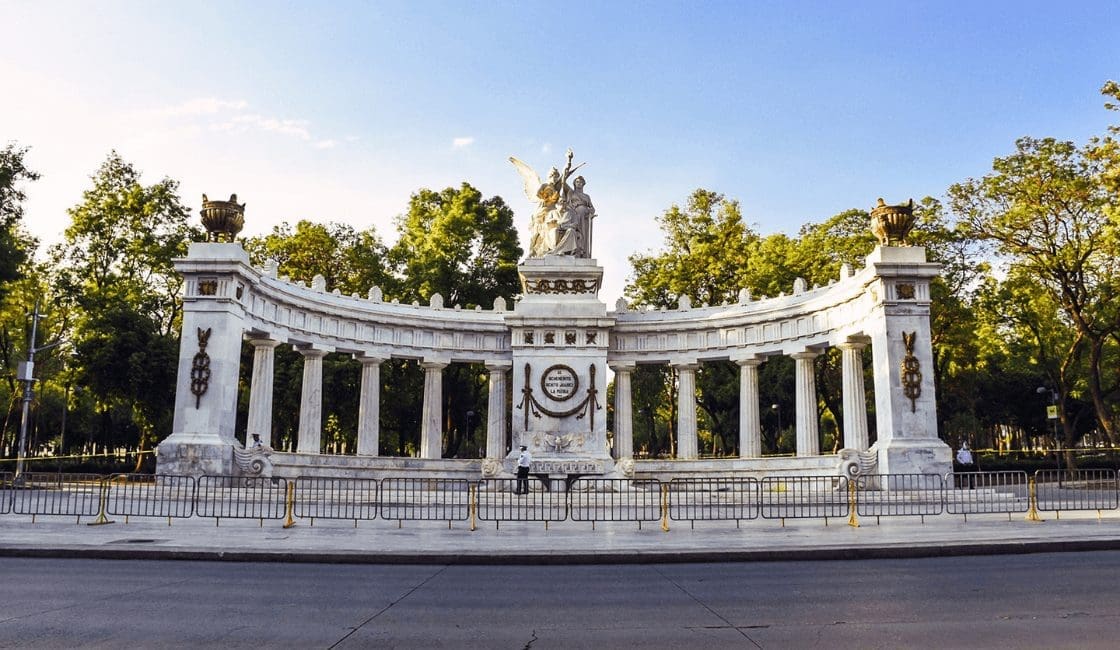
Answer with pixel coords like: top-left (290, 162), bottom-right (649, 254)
top-left (2, 510), bottom-right (1119, 564)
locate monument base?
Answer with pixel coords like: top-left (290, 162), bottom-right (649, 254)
top-left (872, 438), bottom-right (952, 476)
top-left (156, 433), bottom-right (236, 477)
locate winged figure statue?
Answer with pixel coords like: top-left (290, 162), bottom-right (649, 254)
top-left (509, 149), bottom-right (594, 258)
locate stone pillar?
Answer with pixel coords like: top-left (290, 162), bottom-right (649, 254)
top-left (356, 355), bottom-right (386, 456)
top-left (674, 362), bottom-right (700, 460)
top-left (735, 356), bottom-right (763, 458)
top-left (297, 348), bottom-right (328, 454)
top-left (246, 338), bottom-right (281, 448)
top-left (839, 340), bottom-right (870, 451)
top-left (610, 363), bottom-right (636, 459)
top-left (420, 360), bottom-right (448, 459)
top-left (792, 350), bottom-right (821, 457)
top-left (485, 361), bottom-right (511, 459)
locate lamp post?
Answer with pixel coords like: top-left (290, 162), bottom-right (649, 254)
top-left (1037, 386), bottom-right (1061, 477)
top-left (771, 403), bottom-right (782, 451)
top-left (15, 300), bottom-right (62, 481)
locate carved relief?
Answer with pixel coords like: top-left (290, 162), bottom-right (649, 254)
top-left (190, 327), bottom-right (212, 408)
top-left (586, 331), bottom-right (597, 344)
top-left (565, 331), bottom-right (577, 345)
top-left (896, 283), bottom-right (915, 300)
top-left (544, 331), bottom-right (555, 344)
top-left (198, 279), bottom-right (217, 296)
top-left (523, 331), bottom-right (534, 344)
top-left (525, 278), bottom-right (599, 294)
top-left (900, 331), bottom-right (922, 412)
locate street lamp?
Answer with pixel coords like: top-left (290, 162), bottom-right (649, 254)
top-left (1037, 386), bottom-right (1061, 476)
top-left (771, 403), bottom-right (782, 443)
top-left (15, 300), bottom-right (62, 481)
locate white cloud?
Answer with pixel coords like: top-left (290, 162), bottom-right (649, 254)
top-left (313, 139), bottom-right (338, 150)
top-left (452, 136), bottom-right (475, 149)
top-left (151, 97), bottom-right (248, 117)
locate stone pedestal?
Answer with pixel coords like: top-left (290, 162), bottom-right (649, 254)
top-left (505, 256), bottom-right (615, 475)
top-left (865, 246), bottom-right (952, 475)
top-left (158, 243), bottom-right (252, 476)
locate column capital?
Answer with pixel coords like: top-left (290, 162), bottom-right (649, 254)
top-left (837, 337), bottom-right (870, 351)
top-left (790, 349), bottom-right (822, 361)
top-left (355, 353), bottom-right (388, 365)
top-left (296, 346), bottom-right (330, 359)
top-left (609, 362), bottom-right (637, 373)
top-left (421, 360), bottom-right (449, 370)
top-left (247, 338), bottom-right (282, 350)
top-left (671, 360), bottom-right (701, 371)
top-left (731, 354), bottom-right (764, 367)
top-left (484, 360), bottom-right (513, 371)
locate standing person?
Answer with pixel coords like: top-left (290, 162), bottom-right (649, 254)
top-left (515, 445), bottom-right (532, 495)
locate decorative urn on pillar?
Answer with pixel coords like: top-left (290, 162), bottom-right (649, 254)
top-left (870, 198), bottom-right (915, 246)
top-left (200, 194), bottom-right (245, 243)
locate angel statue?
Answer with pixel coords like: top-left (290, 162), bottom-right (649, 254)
top-left (509, 148), bottom-right (594, 258)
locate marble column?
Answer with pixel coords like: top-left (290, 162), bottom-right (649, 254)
top-left (610, 363), bottom-right (636, 460)
top-left (485, 361), bottom-right (511, 459)
top-left (839, 341), bottom-right (870, 451)
top-left (792, 350), bottom-right (821, 457)
top-left (420, 360), bottom-right (448, 459)
top-left (674, 362), bottom-right (700, 460)
top-left (735, 357), bottom-right (763, 458)
top-left (297, 348), bottom-right (329, 454)
top-left (246, 338), bottom-right (281, 448)
top-left (356, 355), bottom-right (386, 456)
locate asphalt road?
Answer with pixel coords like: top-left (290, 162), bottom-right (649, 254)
top-left (0, 552), bottom-right (1116, 648)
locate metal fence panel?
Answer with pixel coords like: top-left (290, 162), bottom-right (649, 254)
top-left (759, 476), bottom-right (849, 520)
top-left (295, 476), bottom-right (379, 521)
top-left (855, 474), bottom-right (944, 517)
top-left (668, 477), bottom-right (759, 521)
top-left (105, 474), bottom-right (196, 519)
top-left (475, 478), bottom-right (567, 522)
top-left (944, 471), bottom-right (1029, 514)
top-left (195, 475), bottom-right (287, 520)
top-left (380, 478), bottom-right (470, 521)
top-left (1035, 469), bottom-right (1119, 512)
top-left (11, 472), bottom-right (103, 517)
top-left (0, 472), bottom-right (12, 514)
top-left (570, 478), bottom-right (661, 522)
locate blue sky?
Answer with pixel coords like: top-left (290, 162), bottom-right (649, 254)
top-left (2, 1), bottom-right (1117, 301)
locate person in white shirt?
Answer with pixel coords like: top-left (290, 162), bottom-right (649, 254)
top-left (515, 445), bottom-right (531, 495)
top-left (956, 442), bottom-right (974, 466)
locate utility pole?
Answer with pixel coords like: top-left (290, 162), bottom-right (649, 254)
top-left (15, 300), bottom-right (61, 481)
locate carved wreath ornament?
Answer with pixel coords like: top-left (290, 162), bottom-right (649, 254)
top-left (900, 331), bottom-right (921, 412)
top-left (516, 363), bottom-right (602, 431)
top-left (190, 327), bottom-right (212, 408)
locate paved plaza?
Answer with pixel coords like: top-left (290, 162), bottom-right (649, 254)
top-left (2, 510), bottom-right (1119, 564)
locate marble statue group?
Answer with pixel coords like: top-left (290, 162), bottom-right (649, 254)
top-left (510, 149), bottom-right (596, 258)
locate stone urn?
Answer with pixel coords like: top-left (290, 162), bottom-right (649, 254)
top-left (870, 198), bottom-right (915, 246)
top-left (200, 194), bottom-right (245, 243)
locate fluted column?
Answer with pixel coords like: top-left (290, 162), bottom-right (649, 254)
top-left (420, 360), bottom-right (448, 459)
top-left (485, 361), bottom-right (511, 459)
top-left (792, 350), bottom-right (821, 457)
top-left (356, 355), bottom-right (386, 456)
top-left (246, 338), bottom-right (281, 448)
top-left (839, 341), bottom-right (870, 451)
top-left (674, 362), bottom-right (700, 459)
top-left (610, 363), bottom-right (636, 459)
top-left (735, 357), bottom-right (763, 458)
top-left (297, 348), bottom-right (329, 454)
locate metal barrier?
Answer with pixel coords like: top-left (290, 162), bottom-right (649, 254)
top-left (570, 478), bottom-right (661, 526)
top-left (195, 475), bottom-right (288, 523)
top-left (668, 477), bottom-right (759, 525)
top-left (855, 474), bottom-right (944, 521)
top-left (759, 476), bottom-right (849, 523)
top-left (475, 478), bottom-right (567, 526)
top-left (0, 472), bottom-right (12, 514)
top-left (105, 474), bottom-right (196, 521)
top-left (294, 476), bottom-right (379, 524)
top-left (380, 478), bottom-right (470, 525)
top-left (10, 472), bottom-right (104, 521)
top-left (944, 471), bottom-right (1029, 518)
top-left (1034, 469), bottom-right (1119, 516)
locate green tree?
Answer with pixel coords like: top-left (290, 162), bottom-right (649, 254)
top-left (0, 143), bottom-right (40, 300)
top-left (50, 152), bottom-right (201, 460)
top-left (243, 220), bottom-right (393, 296)
top-left (949, 122), bottom-right (1120, 444)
